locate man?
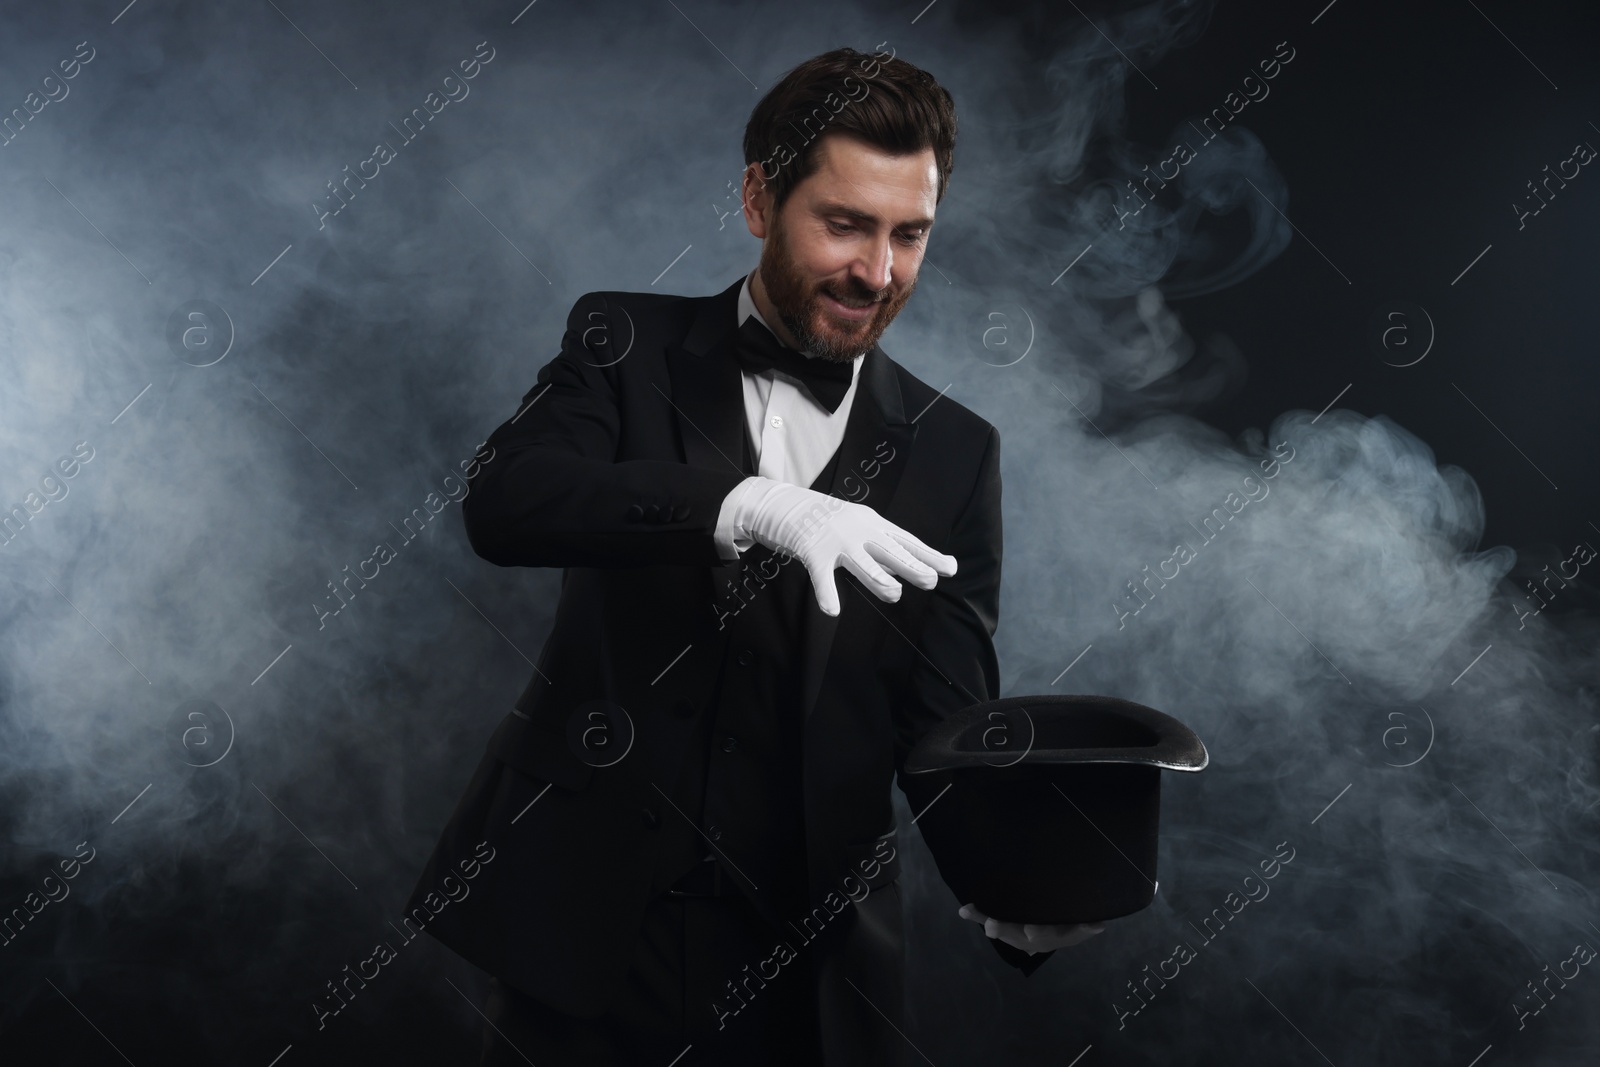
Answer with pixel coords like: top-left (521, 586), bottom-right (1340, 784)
top-left (407, 46), bottom-right (1103, 1066)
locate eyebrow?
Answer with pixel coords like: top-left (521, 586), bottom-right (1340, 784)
top-left (813, 200), bottom-right (933, 232)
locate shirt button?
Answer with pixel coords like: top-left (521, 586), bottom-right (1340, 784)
top-left (770, 414), bottom-right (784, 428)
top-left (737, 648), bottom-right (755, 666)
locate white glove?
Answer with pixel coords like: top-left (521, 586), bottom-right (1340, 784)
top-left (734, 476), bottom-right (957, 617)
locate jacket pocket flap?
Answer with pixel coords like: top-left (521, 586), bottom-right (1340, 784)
top-left (486, 710), bottom-right (594, 791)
top-left (841, 827), bottom-right (901, 891)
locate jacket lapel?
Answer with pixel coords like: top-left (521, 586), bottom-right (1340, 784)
top-left (663, 276), bottom-right (921, 723)
top-left (663, 277), bottom-right (748, 481)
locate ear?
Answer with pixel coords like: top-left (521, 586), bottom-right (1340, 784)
top-left (742, 160), bottom-right (774, 239)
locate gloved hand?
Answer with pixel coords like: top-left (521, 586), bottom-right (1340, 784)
top-left (958, 902), bottom-right (1107, 954)
top-left (736, 476), bottom-right (957, 617)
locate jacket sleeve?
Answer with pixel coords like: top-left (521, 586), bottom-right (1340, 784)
top-left (889, 425), bottom-right (1057, 978)
top-left (462, 292), bottom-right (749, 570)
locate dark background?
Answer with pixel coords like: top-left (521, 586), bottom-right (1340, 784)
top-left (1, 1), bottom-right (1596, 1064)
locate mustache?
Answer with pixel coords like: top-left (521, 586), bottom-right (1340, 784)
top-left (820, 282), bottom-right (891, 306)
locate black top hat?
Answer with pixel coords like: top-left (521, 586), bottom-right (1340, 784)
top-left (904, 694), bottom-right (1208, 925)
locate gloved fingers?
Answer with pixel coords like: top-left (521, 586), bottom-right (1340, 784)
top-left (960, 902), bottom-right (1109, 953)
top-left (839, 550), bottom-right (904, 604)
top-left (885, 529), bottom-right (958, 577)
top-left (861, 538), bottom-right (938, 590)
top-left (803, 559), bottom-right (843, 617)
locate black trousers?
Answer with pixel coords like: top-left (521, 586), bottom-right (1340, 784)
top-left (480, 887), bottom-right (823, 1066)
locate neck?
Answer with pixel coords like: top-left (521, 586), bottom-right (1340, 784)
top-left (750, 265), bottom-right (806, 350)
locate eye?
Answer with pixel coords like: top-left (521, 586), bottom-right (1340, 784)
top-left (895, 229), bottom-right (926, 246)
top-left (827, 220), bottom-right (856, 235)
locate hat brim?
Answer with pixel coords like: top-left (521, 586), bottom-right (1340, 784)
top-left (904, 693), bottom-right (1208, 776)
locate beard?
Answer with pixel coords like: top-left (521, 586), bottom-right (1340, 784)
top-left (757, 212), bottom-right (917, 364)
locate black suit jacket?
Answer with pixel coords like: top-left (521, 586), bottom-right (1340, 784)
top-left (407, 275), bottom-right (1052, 1047)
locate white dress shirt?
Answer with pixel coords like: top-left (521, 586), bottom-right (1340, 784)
top-left (713, 270), bottom-right (866, 561)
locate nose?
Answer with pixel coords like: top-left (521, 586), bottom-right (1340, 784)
top-left (852, 234), bottom-right (893, 295)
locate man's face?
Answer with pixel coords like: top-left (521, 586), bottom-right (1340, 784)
top-left (748, 133), bottom-right (938, 363)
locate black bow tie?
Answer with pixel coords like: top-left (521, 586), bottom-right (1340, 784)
top-left (733, 315), bottom-right (855, 415)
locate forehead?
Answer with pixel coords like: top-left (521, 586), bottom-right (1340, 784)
top-left (793, 133), bottom-right (939, 221)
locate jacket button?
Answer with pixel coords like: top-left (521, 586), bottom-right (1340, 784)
top-left (641, 807), bottom-right (659, 829)
top-left (708, 825), bottom-right (723, 842)
top-left (737, 648), bottom-right (755, 666)
top-left (672, 503), bottom-right (691, 521)
top-left (644, 503), bottom-right (662, 522)
top-left (625, 504), bottom-right (644, 523)
top-left (721, 735), bottom-right (739, 753)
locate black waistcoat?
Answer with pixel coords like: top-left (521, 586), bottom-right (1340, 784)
top-left (650, 413), bottom-right (844, 923)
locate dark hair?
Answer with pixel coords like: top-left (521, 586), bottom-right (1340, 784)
top-left (742, 46), bottom-right (957, 212)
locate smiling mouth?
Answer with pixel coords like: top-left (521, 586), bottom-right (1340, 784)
top-left (823, 290), bottom-right (880, 320)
